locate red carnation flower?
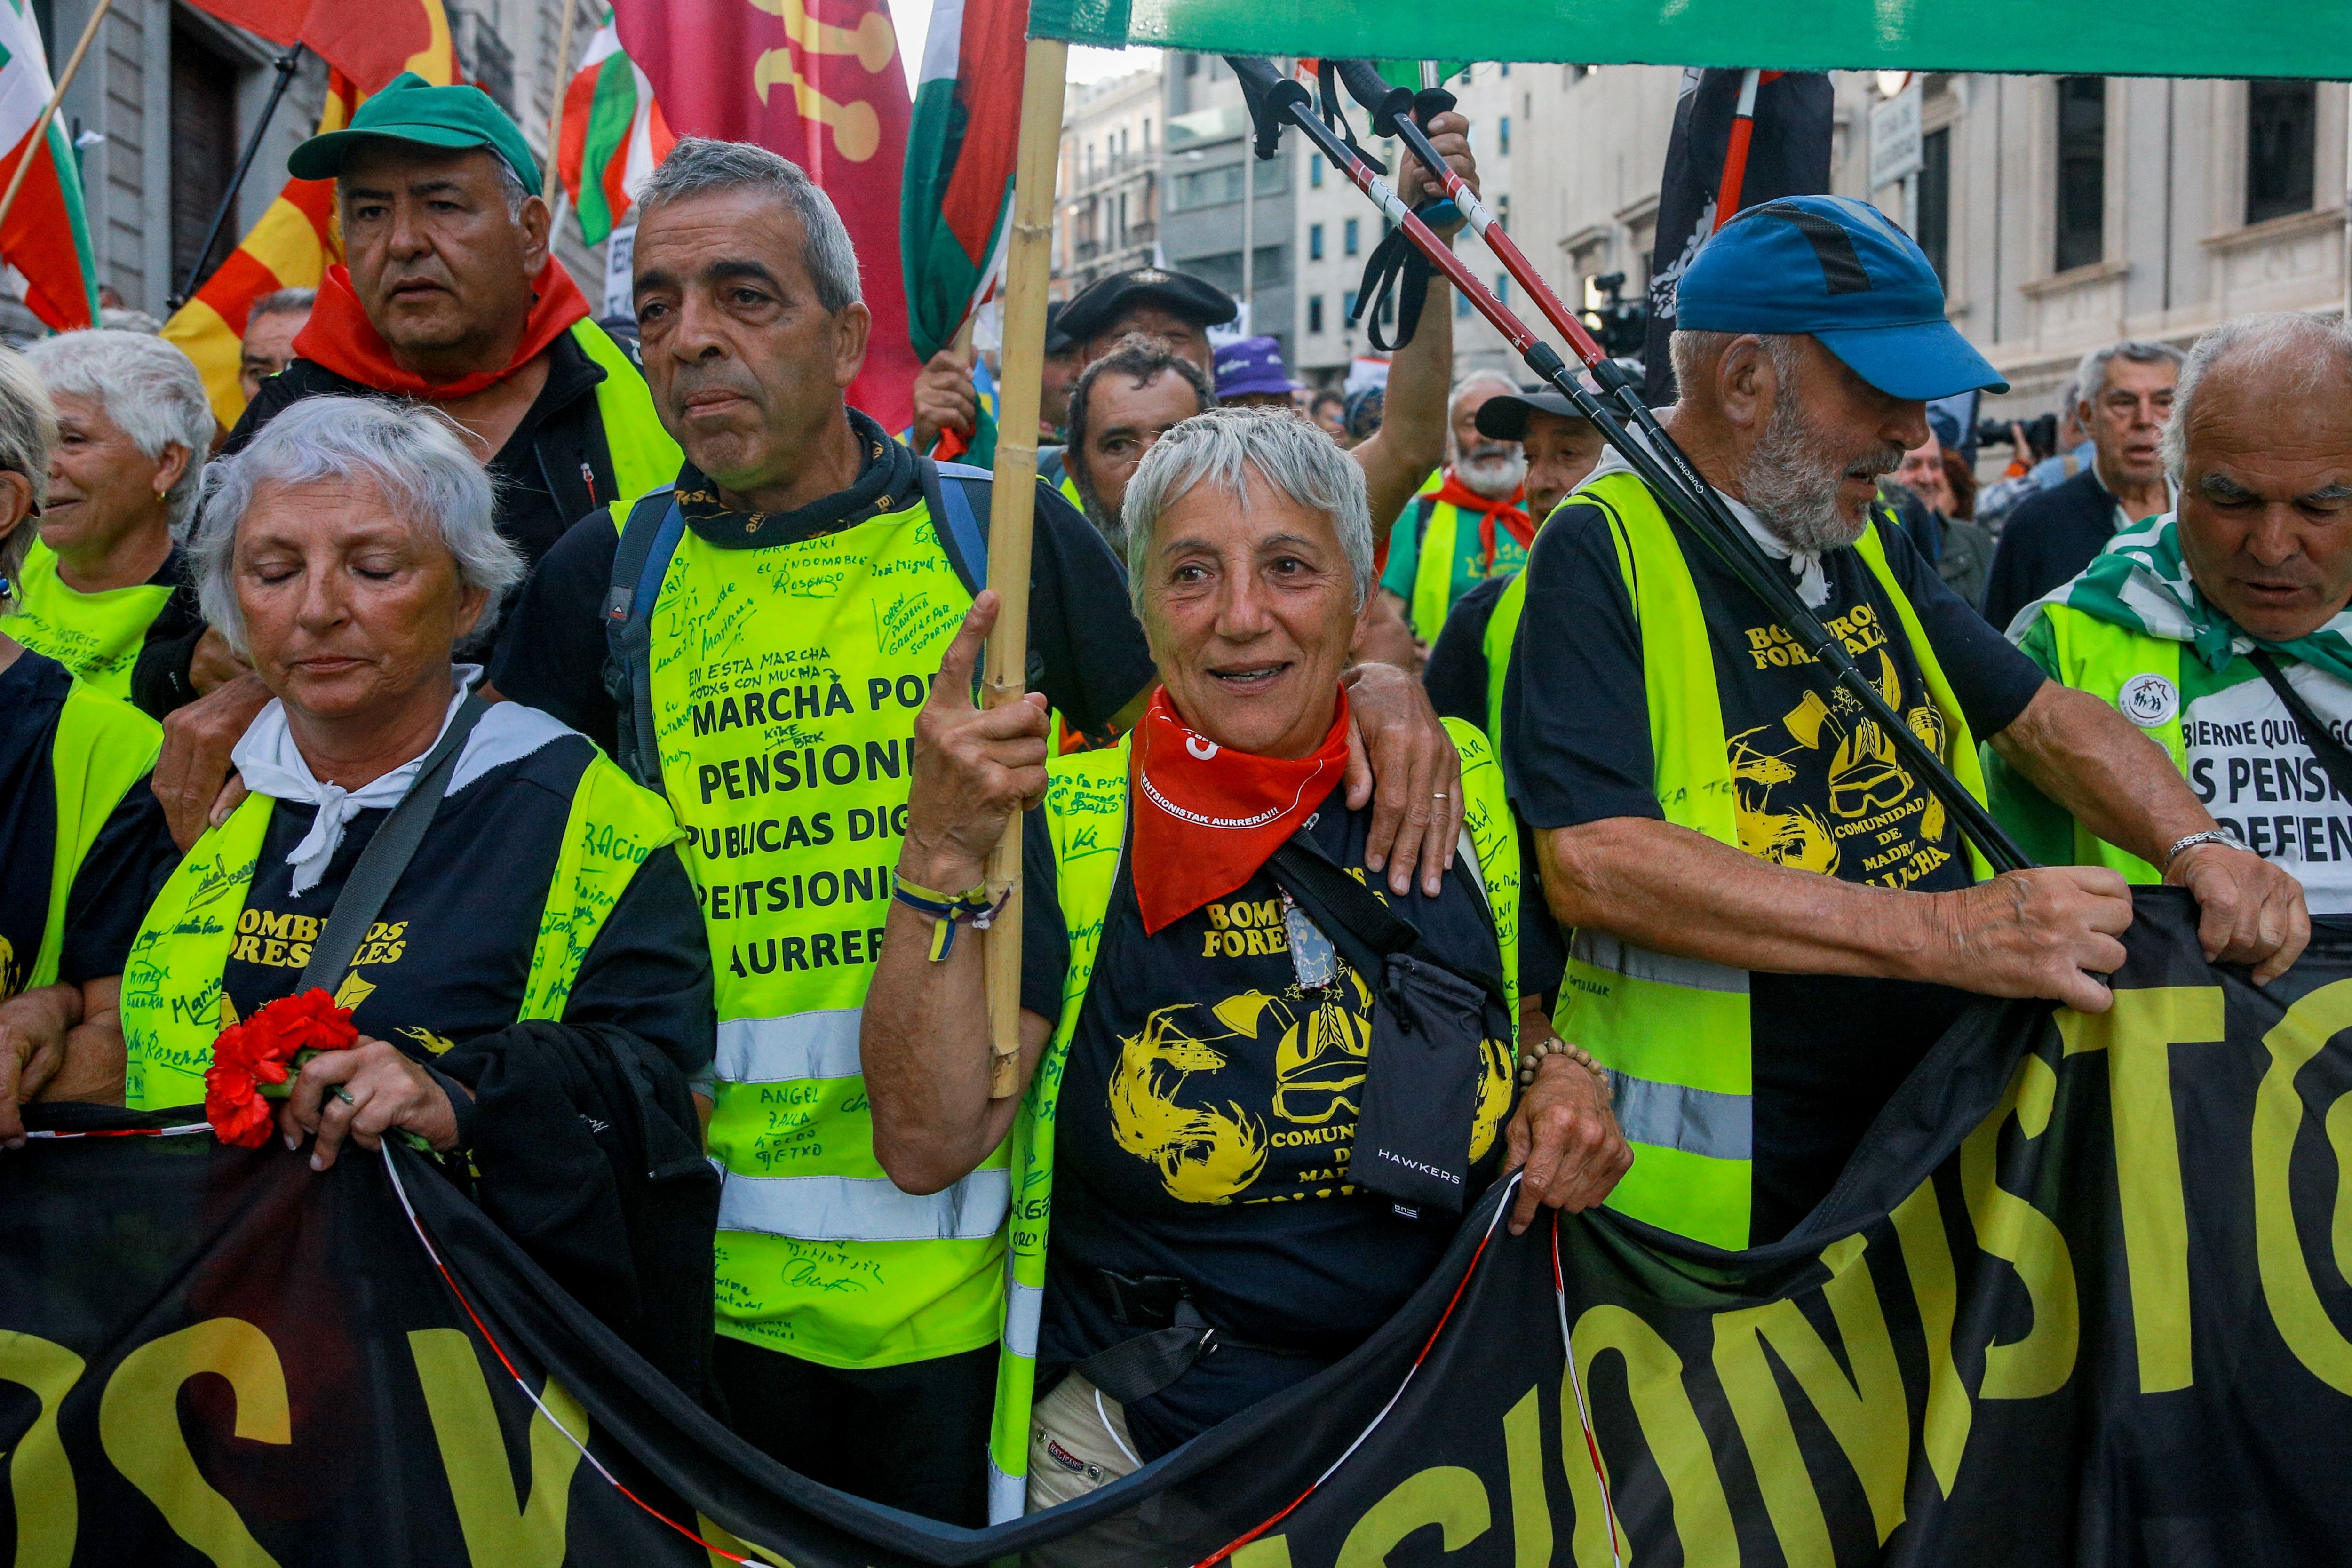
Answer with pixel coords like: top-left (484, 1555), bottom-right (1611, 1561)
top-left (203, 988), bottom-right (360, 1148)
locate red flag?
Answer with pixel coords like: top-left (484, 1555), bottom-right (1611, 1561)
top-left (610, 0), bottom-right (920, 432)
top-left (177, 0), bottom-right (454, 94)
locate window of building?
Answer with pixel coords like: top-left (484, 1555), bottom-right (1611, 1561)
top-left (1144, 118), bottom-right (1153, 151)
top-left (1310, 153), bottom-right (1323, 188)
top-left (1500, 62), bottom-right (1510, 76)
top-left (1456, 290), bottom-right (1472, 318)
top-left (1309, 294), bottom-right (1325, 334)
top-left (1458, 65), bottom-right (1472, 85)
top-left (1499, 117), bottom-right (1511, 156)
top-left (1344, 289), bottom-right (1359, 318)
top-left (1497, 194), bottom-right (1510, 229)
top-left (1917, 127), bottom-right (1950, 287)
top-left (1309, 223), bottom-right (1323, 260)
top-left (1495, 272), bottom-right (1509, 305)
top-left (1344, 217), bottom-right (1360, 256)
top-left (2053, 76), bottom-right (2106, 273)
top-left (171, 27), bottom-right (241, 291)
top-left (2247, 80), bottom-right (2318, 225)
top-left (1184, 53), bottom-right (1200, 76)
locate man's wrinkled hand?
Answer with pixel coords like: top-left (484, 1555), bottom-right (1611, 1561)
top-left (910, 349), bottom-right (979, 455)
top-left (2167, 840), bottom-right (2309, 984)
top-left (1341, 661), bottom-right (1462, 898)
top-left (1395, 110), bottom-right (1480, 238)
top-left (154, 671), bottom-right (272, 850)
top-left (1503, 1050), bottom-right (1629, 1234)
top-left (1936, 865), bottom-right (2135, 1013)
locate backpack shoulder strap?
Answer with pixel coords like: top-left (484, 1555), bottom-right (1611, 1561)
top-left (920, 458), bottom-right (994, 600)
top-left (601, 489), bottom-right (686, 789)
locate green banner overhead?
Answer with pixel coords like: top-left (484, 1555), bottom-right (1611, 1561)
top-left (1027, 0), bottom-right (2352, 79)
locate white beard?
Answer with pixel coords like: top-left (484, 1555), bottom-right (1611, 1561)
top-left (1456, 446), bottom-right (1527, 500)
top-left (1739, 387), bottom-right (1900, 553)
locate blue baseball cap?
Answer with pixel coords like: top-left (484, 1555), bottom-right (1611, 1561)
top-left (1213, 335), bottom-right (1301, 400)
top-left (1677, 194), bottom-right (2007, 399)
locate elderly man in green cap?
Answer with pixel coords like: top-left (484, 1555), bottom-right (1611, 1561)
top-left (142, 72), bottom-right (680, 847)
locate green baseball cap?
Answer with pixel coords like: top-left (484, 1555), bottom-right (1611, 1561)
top-left (288, 72), bottom-right (541, 197)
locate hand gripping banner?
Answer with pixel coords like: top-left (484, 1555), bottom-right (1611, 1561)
top-left (5, 887), bottom-right (2352, 1565)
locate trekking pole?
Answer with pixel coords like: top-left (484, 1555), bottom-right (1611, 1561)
top-left (1231, 55), bottom-right (2029, 876)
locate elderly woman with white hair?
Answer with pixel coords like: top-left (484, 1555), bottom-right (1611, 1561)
top-left (0, 343), bottom-right (179, 1143)
top-left (861, 407), bottom-right (1628, 1515)
top-left (111, 394), bottom-right (720, 1384)
top-left (3, 329), bottom-right (213, 700)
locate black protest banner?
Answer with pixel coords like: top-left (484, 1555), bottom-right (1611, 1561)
top-left (6, 889), bottom-right (2352, 1565)
top-left (1639, 68), bottom-right (1834, 406)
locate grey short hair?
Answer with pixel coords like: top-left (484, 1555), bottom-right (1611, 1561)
top-left (2161, 312), bottom-right (2352, 484)
top-left (1121, 406), bottom-right (1374, 617)
top-left (638, 137), bottom-right (862, 313)
top-left (0, 345), bottom-right (55, 605)
top-left (1669, 329), bottom-right (1805, 402)
top-left (246, 287), bottom-right (316, 326)
top-left (2074, 339), bottom-right (2184, 410)
top-left (24, 330), bottom-right (215, 534)
top-left (192, 397), bottom-right (524, 658)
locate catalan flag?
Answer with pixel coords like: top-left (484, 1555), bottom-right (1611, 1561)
top-left (163, 0), bottom-right (462, 429)
top-left (557, 12), bottom-right (674, 248)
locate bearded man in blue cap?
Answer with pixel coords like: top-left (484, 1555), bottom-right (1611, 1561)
top-left (1499, 195), bottom-right (2306, 1249)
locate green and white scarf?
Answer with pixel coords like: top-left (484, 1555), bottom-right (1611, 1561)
top-left (2024, 513), bottom-right (2352, 688)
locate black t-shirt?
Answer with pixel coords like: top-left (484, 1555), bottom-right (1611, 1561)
top-left (1501, 484), bottom-right (2047, 1242)
top-left (1423, 573), bottom-right (1512, 730)
top-left (492, 417), bottom-right (1156, 756)
top-left (1018, 799), bottom-right (1514, 1459)
top-left (0, 652), bottom-right (177, 995)
top-left (1981, 467), bottom-right (2129, 633)
top-left (216, 732), bottom-right (713, 1078)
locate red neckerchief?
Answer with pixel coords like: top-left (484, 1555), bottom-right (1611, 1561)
top-left (1130, 686), bottom-right (1351, 937)
top-left (1434, 469), bottom-right (1533, 573)
top-left (293, 260), bottom-right (591, 401)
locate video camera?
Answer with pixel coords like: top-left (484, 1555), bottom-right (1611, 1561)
top-left (1973, 412), bottom-right (2060, 462)
top-left (1580, 272), bottom-right (1648, 359)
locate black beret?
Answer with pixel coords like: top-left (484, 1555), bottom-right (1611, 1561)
top-left (1044, 301), bottom-right (1076, 357)
top-left (1059, 267), bottom-right (1238, 346)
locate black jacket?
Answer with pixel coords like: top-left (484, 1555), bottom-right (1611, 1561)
top-left (436, 1019), bottom-right (720, 1398)
top-left (133, 326), bottom-right (640, 714)
top-left (1980, 467), bottom-right (2125, 634)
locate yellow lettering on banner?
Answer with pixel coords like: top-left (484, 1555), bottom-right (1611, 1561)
top-left (1888, 1180), bottom-right (1970, 1498)
top-left (406, 1328), bottom-right (588, 1568)
top-left (0, 1332), bottom-right (83, 1568)
top-left (98, 1318), bottom-right (290, 1568)
top-left (2057, 986), bottom-right (2222, 1394)
top-left (697, 1512), bottom-right (798, 1566)
top-left (1230, 1539), bottom-right (1297, 1567)
top-left (1711, 1234), bottom-right (1908, 1560)
top-left (2252, 979), bottom-right (2352, 1393)
top-left (1336, 1466), bottom-right (1491, 1566)
top-left (1502, 1385), bottom-right (1554, 1567)
top-left (1563, 1305), bottom-right (1736, 1567)
top-left (1960, 1053), bottom-right (2079, 1400)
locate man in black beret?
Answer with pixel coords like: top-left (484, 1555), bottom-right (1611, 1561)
top-left (1056, 265), bottom-right (1237, 377)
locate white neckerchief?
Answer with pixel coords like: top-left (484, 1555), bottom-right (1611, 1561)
top-left (230, 666), bottom-right (572, 897)
top-left (1582, 443), bottom-right (1835, 609)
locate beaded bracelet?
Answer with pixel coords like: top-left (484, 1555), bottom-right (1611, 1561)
top-left (1519, 1035), bottom-right (1608, 1097)
top-left (892, 876), bottom-right (1009, 961)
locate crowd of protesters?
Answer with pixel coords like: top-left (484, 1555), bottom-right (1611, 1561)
top-left (0, 64), bottom-right (2344, 1533)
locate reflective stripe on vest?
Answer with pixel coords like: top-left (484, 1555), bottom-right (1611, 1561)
top-left (646, 498), bottom-right (1010, 1370)
top-left (981, 717), bottom-right (1522, 1522)
top-left (1553, 470), bottom-right (1990, 1251)
top-left (24, 679), bottom-right (159, 995)
top-left (1408, 498), bottom-right (1463, 645)
top-left (119, 751), bottom-right (677, 1109)
top-left (7, 541), bottom-right (174, 699)
top-left (571, 320), bottom-right (684, 506)
top-left (2037, 605), bottom-right (2181, 883)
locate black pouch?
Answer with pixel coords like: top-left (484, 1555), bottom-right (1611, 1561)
top-left (1270, 842), bottom-right (1509, 1216)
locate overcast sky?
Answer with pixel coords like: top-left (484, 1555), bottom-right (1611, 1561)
top-left (890, 0), bottom-right (1147, 90)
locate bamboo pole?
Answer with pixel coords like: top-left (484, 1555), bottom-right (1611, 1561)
top-left (541, 0), bottom-right (580, 203)
top-left (982, 33), bottom-right (1068, 1100)
top-left (0, 0), bottom-right (115, 240)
